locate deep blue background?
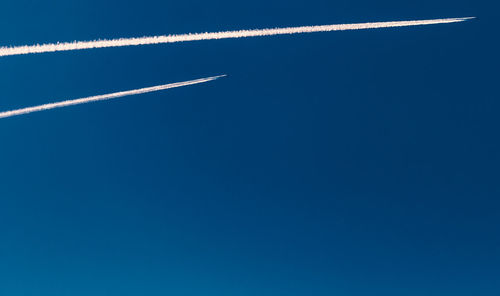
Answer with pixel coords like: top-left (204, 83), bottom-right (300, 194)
top-left (0, 1), bottom-right (498, 295)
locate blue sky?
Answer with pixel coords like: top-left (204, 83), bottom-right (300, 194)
top-left (0, 0), bottom-right (498, 295)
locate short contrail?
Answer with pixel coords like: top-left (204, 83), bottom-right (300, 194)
top-left (0, 75), bottom-right (225, 119)
top-left (0, 17), bottom-right (474, 57)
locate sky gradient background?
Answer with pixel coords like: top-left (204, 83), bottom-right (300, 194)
top-left (0, 0), bottom-right (498, 295)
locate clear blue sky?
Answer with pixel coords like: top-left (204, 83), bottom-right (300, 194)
top-left (0, 1), bottom-right (498, 295)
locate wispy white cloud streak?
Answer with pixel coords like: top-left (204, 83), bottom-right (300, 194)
top-left (0, 17), bottom-right (474, 57)
top-left (0, 75), bottom-right (225, 119)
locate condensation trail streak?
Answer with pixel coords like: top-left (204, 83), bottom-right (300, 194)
top-left (0, 17), bottom-right (474, 57)
top-left (0, 75), bottom-right (225, 119)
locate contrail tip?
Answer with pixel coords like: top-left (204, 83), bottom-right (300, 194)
top-left (212, 74), bottom-right (228, 79)
top-left (457, 16), bottom-right (476, 21)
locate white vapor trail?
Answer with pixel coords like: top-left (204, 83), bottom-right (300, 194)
top-left (0, 17), bottom-right (474, 57)
top-left (0, 75), bottom-right (225, 119)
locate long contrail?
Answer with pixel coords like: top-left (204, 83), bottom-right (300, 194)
top-left (0, 17), bottom-right (474, 57)
top-left (0, 75), bottom-right (225, 119)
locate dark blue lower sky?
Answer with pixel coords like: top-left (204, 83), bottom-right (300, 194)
top-left (0, 0), bottom-right (498, 295)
